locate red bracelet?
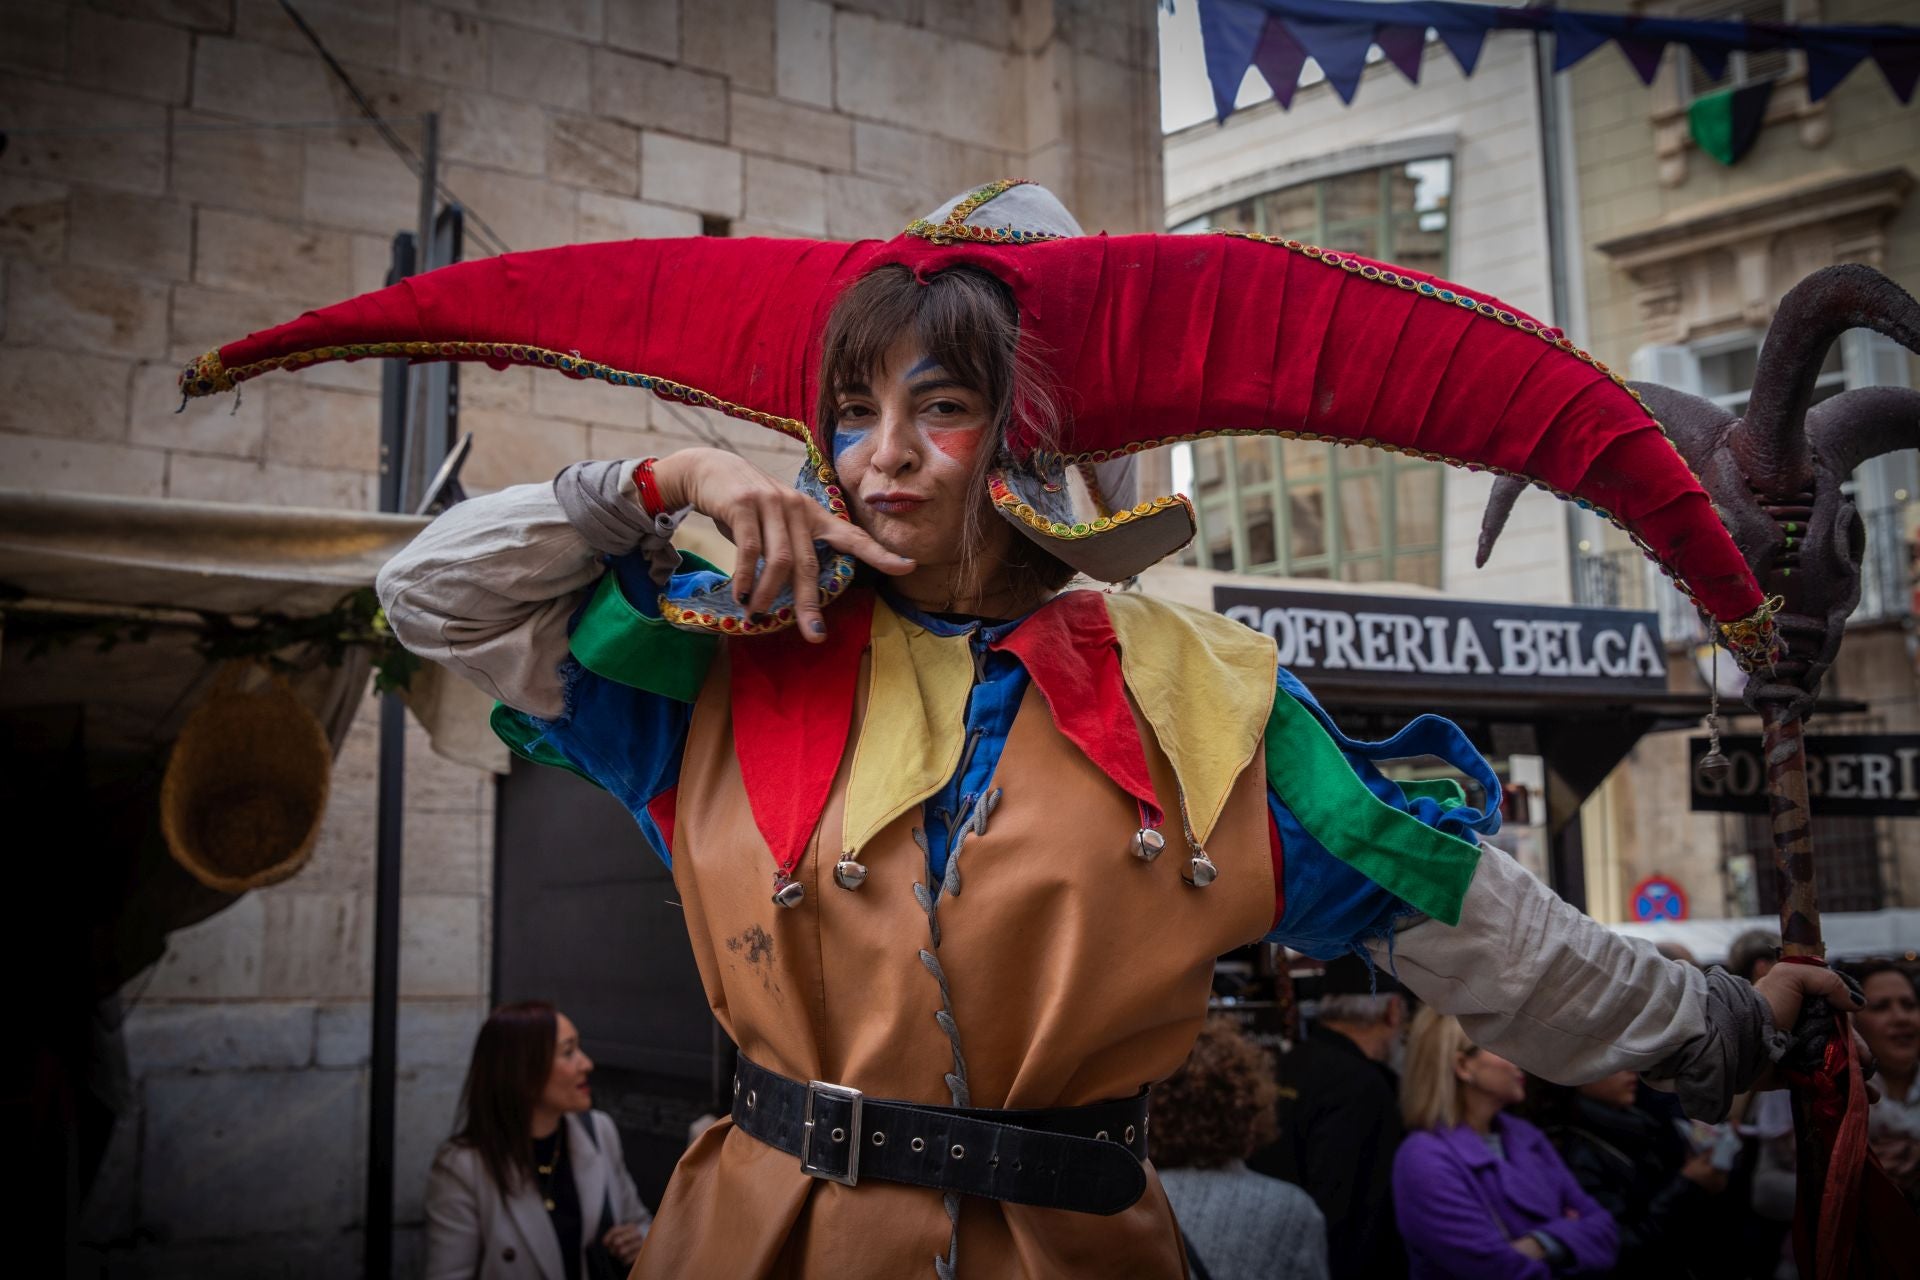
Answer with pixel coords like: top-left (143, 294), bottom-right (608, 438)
top-left (633, 457), bottom-right (667, 518)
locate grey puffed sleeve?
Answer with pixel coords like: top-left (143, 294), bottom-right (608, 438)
top-left (375, 459), bottom-right (682, 721)
top-left (1368, 843), bottom-right (1786, 1121)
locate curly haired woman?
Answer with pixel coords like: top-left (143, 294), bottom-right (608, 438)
top-left (1151, 1017), bottom-right (1327, 1280)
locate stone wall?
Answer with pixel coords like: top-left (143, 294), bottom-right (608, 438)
top-left (4, 2), bottom-right (1165, 1274)
top-left (1160, 34), bottom-right (1576, 606)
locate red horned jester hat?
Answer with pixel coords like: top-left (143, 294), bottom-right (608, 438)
top-left (180, 179), bottom-right (1779, 668)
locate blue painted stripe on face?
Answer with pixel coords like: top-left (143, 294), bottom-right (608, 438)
top-left (831, 425), bottom-right (871, 466)
top-left (903, 355), bottom-right (942, 380)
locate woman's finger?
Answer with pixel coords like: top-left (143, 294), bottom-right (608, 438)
top-left (729, 506), bottom-right (763, 606)
top-left (748, 496), bottom-right (794, 616)
top-left (815, 514), bottom-right (915, 575)
top-left (785, 503), bottom-right (826, 642)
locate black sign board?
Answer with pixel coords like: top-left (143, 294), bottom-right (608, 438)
top-left (1214, 586), bottom-right (1668, 696)
top-left (1690, 734), bottom-right (1920, 817)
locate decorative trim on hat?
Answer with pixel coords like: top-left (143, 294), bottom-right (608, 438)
top-left (905, 178), bottom-right (1068, 246)
top-left (987, 471), bottom-right (1191, 542)
top-left (180, 340), bottom-right (818, 453)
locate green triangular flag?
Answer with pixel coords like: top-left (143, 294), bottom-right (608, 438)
top-left (1689, 79), bottom-right (1776, 166)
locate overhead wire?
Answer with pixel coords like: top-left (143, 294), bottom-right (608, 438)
top-left (276, 0), bottom-right (514, 258)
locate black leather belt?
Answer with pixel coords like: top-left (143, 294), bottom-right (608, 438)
top-left (729, 1054), bottom-right (1151, 1216)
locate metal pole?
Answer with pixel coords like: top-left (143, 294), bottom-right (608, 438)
top-left (367, 109), bottom-right (437, 1280)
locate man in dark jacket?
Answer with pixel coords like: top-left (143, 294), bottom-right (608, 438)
top-left (1537, 1069), bottom-right (1730, 1280)
top-left (1250, 956), bottom-right (1407, 1280)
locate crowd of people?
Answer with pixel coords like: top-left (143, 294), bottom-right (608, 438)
top-left (419, 939), bottom-right (1916, 1280)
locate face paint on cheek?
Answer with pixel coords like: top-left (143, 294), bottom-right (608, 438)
top-left (831, 426), bottom-right (871, 470)
top-left (925, 425), bottom-right (986, 464)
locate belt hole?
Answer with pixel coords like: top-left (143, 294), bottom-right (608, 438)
top-left (872, 1132), bottom-right (886, 1146)
top-left (831, 1127), bottom-right (846, 1143)
top-left (950, 1144), bottom-right (965, 1160)
top-left (1013, 1159), bottom-right (1023, 1172)
top-left (747, 1090), bottom-right (757, 1109)
top-left (1125, 1125), bottom-right (1136, 1144)
top-left (910, 1137), bottom-right (925, 1153)
top-left (1095, 1130), bottom-right (1109, 1141)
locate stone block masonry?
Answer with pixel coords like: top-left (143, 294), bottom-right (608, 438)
top-left (13, 3), bottom-right (1164, 1273)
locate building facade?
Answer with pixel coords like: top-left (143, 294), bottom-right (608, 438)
top-left (1567, 0), bottom-right (1918, 923)
top-left (1161, 28), bottom-right (1573, 607)
top-left (1, 2), bottom-right (1165, 1274)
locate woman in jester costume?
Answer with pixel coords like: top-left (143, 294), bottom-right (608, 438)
top-left (182, 182), bottom-right (1860, 1279)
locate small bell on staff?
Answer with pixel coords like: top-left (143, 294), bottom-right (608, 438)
top-left (1696, 645), bottom-right (1733, 784)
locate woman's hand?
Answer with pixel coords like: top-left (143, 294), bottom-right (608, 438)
top-left (651, 448), bottom-right (915, 642)
top-left (1749, 962), bottom-right (1876, 1098)
top-left (602, 1222), bottom-right (646, 1265)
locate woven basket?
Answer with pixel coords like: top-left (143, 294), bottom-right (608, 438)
top-left (160, 663), bottom-right (332, 894)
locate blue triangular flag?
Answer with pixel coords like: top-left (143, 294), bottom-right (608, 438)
top-left (1552, 10), bottom-right (1614, 73)
top-left (1285, 18), bottom-right (1377, 104)
top-left (1435, 23), bottom-right (1489, 77)
top-left (1198, 0), bottom-right (1270, 122)
top-left (1803, 37), bottom-right (1869, 102)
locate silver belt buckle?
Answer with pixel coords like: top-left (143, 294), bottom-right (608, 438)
top-left (800, 1079), bottom-right (863, 1186)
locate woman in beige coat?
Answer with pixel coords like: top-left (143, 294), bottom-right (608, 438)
top-left (424, 1002), bottom-right (652, 1280)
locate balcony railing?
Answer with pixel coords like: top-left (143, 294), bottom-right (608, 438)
top-left (1575, 502), bottom-right (1914, 644)
top-left (1855, 503), bottom-right (1914, 624)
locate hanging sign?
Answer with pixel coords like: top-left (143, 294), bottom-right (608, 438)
top-left (1215, 586), bottom-right (1667, 695)
top-left (1631, 875), bottom-right (1688, 923)
top-left (1689, 734), bottom-right (1920, 818)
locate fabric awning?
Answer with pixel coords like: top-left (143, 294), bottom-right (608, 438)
top-left (0, 487), bottom-right (503, 771)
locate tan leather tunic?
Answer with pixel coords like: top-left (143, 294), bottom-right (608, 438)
top-left (633, 650), bottom-right (1275, 1280)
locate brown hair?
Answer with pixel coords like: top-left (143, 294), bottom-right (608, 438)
top-left (1400, 1004), bottom-right (1474, 1132)
top-left (1147, 1016), bottom-right (1280, 1169)
top-left (816, 264), bottom-right (1074, 600)
top-left (453, 1000), bottom-right (558, 1197)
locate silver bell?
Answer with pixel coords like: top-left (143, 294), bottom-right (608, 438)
top-left (1183, 852), bottom-right (1218, 888)
top-left (1131, 828), bottom-right (1166, 862)
top-left (834, 857), bottom-right (868, 890)
top-left (1695, 749), bottom-right (1732, 783)
top-left (772, 875), bottom-right (806, 908)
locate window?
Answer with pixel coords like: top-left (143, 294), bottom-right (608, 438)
top-left (1174, 158), bottom-right (1452, 586)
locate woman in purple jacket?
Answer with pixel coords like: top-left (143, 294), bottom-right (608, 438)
top-left (1393, 1008), bottom-right (1617, 1279)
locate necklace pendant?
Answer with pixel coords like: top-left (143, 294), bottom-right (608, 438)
top-left (1131, 827), bottom-right (1165, 862)
top-left (772, 872), bottom-right (806, 908)
top-left (833, 857), bottom-right (868, 890)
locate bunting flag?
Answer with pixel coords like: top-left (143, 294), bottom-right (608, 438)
top-left (1689, 79), bottom-right (1777, 166)
top-left (1197, 0), bottom-right (1920, 117)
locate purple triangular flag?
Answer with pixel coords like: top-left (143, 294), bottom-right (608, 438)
top-left (1285, 18), bottom-right (1377, 105)
top-left (1871, 46), bottom-right (1920, 104)
top-left (1198, 0), bottom-right (1269, 122)
top-left (1252, 17), bottom-right (1310, 110)
top-left (1552, 11), bottom-right (1613, 73)
top-left (1375, 22), bottom-right (1426, 84)
top-left (1616, 34), bottom-right (1668, 86)
top-left (1687, 39), bottom-right (1731, 84)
